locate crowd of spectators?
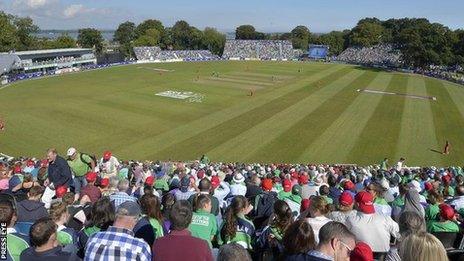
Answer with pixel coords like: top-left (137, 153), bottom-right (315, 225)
top-left (222, 40), bottom-right (295, 60)
top-left (335, 44), bottom-right (402, 67)
top-left (415, 65), bottom-right (464, 85)
top-left (1, 149), bottom-right (463, 261)
top-left (133, 47), bottom-right (220, 61)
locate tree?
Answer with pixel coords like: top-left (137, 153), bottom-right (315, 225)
top-left (316, 31), bottom-right (347, 55)
top-left (349, 22), bottom-right (385, 47)
top-left (77, 28), bottom-right (104, 54)
top-left (170, 20), bottom-right (203, 50)
top-left (133, 28), bottom-right (161, 47)
top-left (0, 12), bottom-right (19, 52)
top-left (135, 19), bottom-right (164, 38)
top-left (51, 34), bottom-right (76, 48)
top-left (203, 27), bottom-right (226, 55)
top-left (235, 25), bottom-right (256, 40)
top-left (291, 25), bottom-right (311, 49)
top-left (114, 21), bottom-right (136, 57)
top-left (13, 16), bottom-right (38, 50)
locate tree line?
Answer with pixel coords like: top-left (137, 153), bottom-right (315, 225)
top-left (1, 10), bottom-right (463, 68)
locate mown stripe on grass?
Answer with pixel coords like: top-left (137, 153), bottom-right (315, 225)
top-left (296, 73), bottom-right (393, 164)
top-left (150, 67), bottom-right (354, 160)
top-left (425, 79), bottom-right (464, 165)
top-left (247, 70), bottom-right (376, 163)
top-left (116, 65), bottom-right (346, 158)
top-left (395, 76), bottom-right (442, 166)
top-left (345, 73), bottom-right (408, 165)
top-left (206, 69), bottom-right (366, 162)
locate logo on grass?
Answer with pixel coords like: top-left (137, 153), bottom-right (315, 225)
top-left (156, 90), bottom-right (204, 103)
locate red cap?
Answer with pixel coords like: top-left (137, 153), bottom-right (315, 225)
top-left (100, 178), bottom-right (109, 188)
top-left (211, 176), bottom-right (220, 189)
top-left (26, 160), bottom-right (35, 167)
top-left (197, 170), bottom-right (205, 179)
top-left (339, 191), bottom-right (354, 206)
top-left (40, 159), bottom-right (49, 168)
top-left (298, 175), bottom-right (309, 185)
top-left (283, 179), bottom-right (292, 192)
top-left (439, 204), bottom-right (455, 220)
top-left (262, 178), bottom-right (273, 191)
top-left (85, 172), bottom-right (98, 182)
top-left (355, 191), bottom-right (375, 214)
top-left (55, 185), bottom-right (67, 198)
top-left (301, 198), bottom-right (311, 212)
top-left (424, 182), bottom-right (433, 191)
top-left (351, 242), bottom-right (374, 261)
top-left (291, 172), bottom-right (299, 180)
top-left (103, 151), bottom-right (112, 160)
top-left (145, 176), bottom-right (155, 186)
top-left (442, 175), bottom-right (451, 184)
top-left (13, 166), bottom-right (22, 174)
top-left (344, 180), bottom-right (355, 191)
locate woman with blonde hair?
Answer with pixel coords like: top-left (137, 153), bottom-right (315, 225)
top-left (49, 201), bottom-right (77, 250)
top-left (303, 196), bottom-right (332, 244)
top-left (399, 232), bottom-right (448, 261)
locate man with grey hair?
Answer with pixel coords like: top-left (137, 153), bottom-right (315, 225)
top-left (217, 243), bottom-right (252, 261)
top-left (109, 179), bottom-right (137, 208)
top-left (85, 201), bottom-right (151, 260)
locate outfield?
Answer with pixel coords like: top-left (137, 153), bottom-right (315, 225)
top-left (1, 61), bottom-right (463, 166)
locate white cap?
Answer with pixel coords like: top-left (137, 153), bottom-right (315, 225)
top-left (66, 147), bottom-right (77, 156)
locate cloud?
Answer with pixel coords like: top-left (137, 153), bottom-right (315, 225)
top-left (63, 4), bottom-right (84, 18)
top-left (12, 0), bottom-right (57, 10)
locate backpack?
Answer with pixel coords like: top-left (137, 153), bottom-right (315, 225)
top-left (80, 153), bottom-right (97, 169)
top-left (254, 192), bottom-right (277, 221)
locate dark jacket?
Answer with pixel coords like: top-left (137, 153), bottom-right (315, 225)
top-left (17, 200), bottom-right (48, 222)
top-left (19, 246), bottom-right (78, 261)
top-left (48, 156), bottom-right (72, 187)
top-left (152, 229), bottom-right (213, 261)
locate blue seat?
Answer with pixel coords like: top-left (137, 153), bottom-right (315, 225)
top-left (15, 222), bottom-right (33, 235)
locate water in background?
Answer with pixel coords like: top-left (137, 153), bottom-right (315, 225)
top-left (34, 30), bottom-right (116, 41)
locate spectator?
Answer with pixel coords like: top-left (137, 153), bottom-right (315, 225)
top-left (399, 232), bottom-right (448, 261)
top-left (217, 243), bottom-right (252, 261)
top-left (161, 193), bottom-right (176, 234)
top-left (134, 193), bottom-right (164, 246)
top-left (79, 172), bottom-right (101, 203)
top-left (66, 148), bottom-right (95, 199)
top-left (350, 242), bottom-right (374, 261)
top-left (153, 200), bottom-right (213, 261)
top-left (17, 185), bottom-right (48, 222)
top-left (188, 194), bottom-right (218, 248)
top-left (11, 173), bottom-right (39, 200)
top-left (327, 191), bottom-right (356, 224)
top-left (98, 151), bottom-right (119, 179)
top-left (303, 196), bottom-right (332, 243)
top-left (85, 201), bottom-right (151, 261)
top-left (257, 200), bottom-right (293, 258)
top-left (278, 179), bottom-right (293, 200)
top-left (175, 176), bottom-right (197, 200)
top-left (427, 203), bottom-right (459, 233)
top-left (282, 219), bottom-right (316, 258)
top-left (449, 185), bottom-right (464, 212)
top-left (219, 195), bottom-right (255, 249)
top-left (366, 182), bottom-right (392, 216)
top-left (76, 197), bottom-right (115, 258)
top-left (189, 178), bottom-right (220, 216)
top-left (109, 179), bottom-right (136, 208)
top-left (299, 174), bottom-right (317, 199)
top-left (293, 221), bottom-right (356, 261)
top-left (20, 217), bottom-right (76, 261)
top-left (213, 174), bottom-right (231, 208)
top-left (346, 191), bottom-right (399, 255)
top-left (46, 148), bottom-right (72, 203)
top-left (401, 189), bottom-right (425, 218)
top-left (230, 173), bottom-right (247, 196)
top-left (49, 201), bottom-right (77, 249)
top-left (1, 198), bottom-right (30, 261)
top-left (284, 184), bottom-right (302, 217)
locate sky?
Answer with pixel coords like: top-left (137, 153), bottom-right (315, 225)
top-left (1, 0), bottom-right (463, 32)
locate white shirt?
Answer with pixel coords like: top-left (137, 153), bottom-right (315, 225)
top-left (327, 210), bottom-right (357, 225)
top-left (395, 161), bottom-right (403, 172)
top-left (230, 183), bottom-right (247, 196)
top-left (99, 156), bottom-right (120, 178)
top-left (214, 181), bottom-right (231, 206)
top-left (346, 212), bottom-right (399, 252)
top-left (306, 216), bottom-right (332, 244)
top-left (450, 195), bottom-right (464, 211)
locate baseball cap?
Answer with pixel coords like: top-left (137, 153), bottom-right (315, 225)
top-left (442, 175), bottom-right (451, 184)
top-left (261, 178), bottom-right (273, 191)
top-left (439, 204), bottom-right (455, 220)
top-left (85, 172), bottom-right (98, 182)
top-left (55, 185), bottom-right (68, 198)
top-left (344, 180), bottom-right (355, 191)
top-left (117, 201), bottom-right (141, 217)
top-left (424, 182), bottom-right (433, 191)
top-left (211, 176), bottom-right (220, 189)
top-left (103, 151), bottom-right (112, 161)
top-left (100, 178), bottom-right (109, 188)
top-left (339, 191), bottom-right (354, 206)
top-left (355, 191), bottom-right (375, 214)
top-left (298, 175), bottom-right (309, 185)
top-left (145, 176), bottom-right (155, 186)
top-left (67, 147), bottom-right (77, 157)
top-left (292, 184), bottom-right (301, 195)
top-left (301, 198), bottom-right (311, 212)
top-left (283, 179), bottom-right (292, 192)
top-left (350, 242), bottom-right (374, 261)
top-left (180, 176), bottom-right (190, 192)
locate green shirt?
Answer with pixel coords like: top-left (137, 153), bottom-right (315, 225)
top-left (67, 153), bottom-right (92, 177)
top-left (322, 195), bottom-right (333, 204)
top-left (427, 221), bottom-right (460, 233)
top-left (425, 204), bottom-right (440, 223)
top-left (154, 179), bottom-right (169, 191)
top-left (188, 209), bottom-right (217, 248)
top-left (7, 233), bottom-right (29, 261)
top-left (148, 217), bottom-right (164, 239)
top-left (391, 196), bottom-right (404, 207)
top-left (278, 191), bottom-right (291, 200)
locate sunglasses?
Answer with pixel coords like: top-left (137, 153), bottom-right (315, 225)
top-left (339, 240), bottom-right (353, 255)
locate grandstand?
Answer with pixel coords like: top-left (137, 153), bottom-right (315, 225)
top-left (133, 47), bottom-right (219, 62)
top-left (0, 48), bottom-right (96, 76)
top-left (222, 40), bottom-right (295, 60)
top-left (336, 44), bottom-right (402, 67)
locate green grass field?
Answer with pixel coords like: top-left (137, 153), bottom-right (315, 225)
top-left (1, 61), bottom-right (463, 166)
